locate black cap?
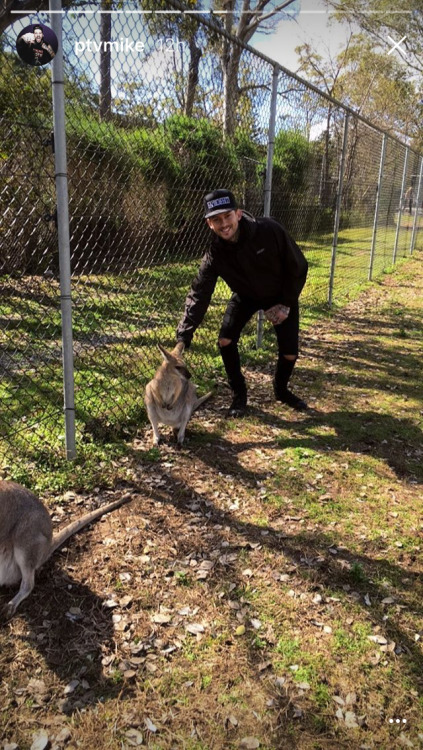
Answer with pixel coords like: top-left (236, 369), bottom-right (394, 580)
top-left (204, 189), bottom-right (238, 218)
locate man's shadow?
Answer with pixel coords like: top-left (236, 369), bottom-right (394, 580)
top-left (188, 402), bottom-right (422, 485)
top-left (270, 407), bottom-right (423, 483)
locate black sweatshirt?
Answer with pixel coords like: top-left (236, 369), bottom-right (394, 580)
top-left (176, 213), bottom-right (308, 347)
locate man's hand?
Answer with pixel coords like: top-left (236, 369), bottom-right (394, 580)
top-left (176, 336), bottom-right (190, 350)
top-left (21, 32), bottom-right (35, 45)
top-left (264, 304), bottom-right (290, 325)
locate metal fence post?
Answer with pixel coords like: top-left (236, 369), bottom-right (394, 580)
top-left (369, 133), bottom-right (387, 281)
top-left (328, 113), bottom-right (349, 307)
top-left (392, 146), bottom-right (409, 265)
top-left (50, 0), bottom-right (76, 459)
top-left (410, 157), bottom-right (423, 255)
top-left (256, 63), bottom-right (279, 349)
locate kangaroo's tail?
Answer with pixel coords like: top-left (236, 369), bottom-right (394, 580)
top-left (193, 391), bottom-right (213, 412)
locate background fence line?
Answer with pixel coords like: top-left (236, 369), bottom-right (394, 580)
top-left (328, 113), bottom-right (350, 309)
top-left (411, 157), bottom-right (423, 255)
top-left (393, 146), bottom-right (409, 266)
top-left (369, 134), bottom-right (387, 281)
top-left (0, 2), bottom-right (422, 464)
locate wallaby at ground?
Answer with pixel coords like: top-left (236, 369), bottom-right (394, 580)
top-left (145, 342), bottom-right (213, 447)
top-left (0, 480), bottom-right (132, 618)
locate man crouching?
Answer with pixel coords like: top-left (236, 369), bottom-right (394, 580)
top-left (176, 189), bottom-right (308, 417)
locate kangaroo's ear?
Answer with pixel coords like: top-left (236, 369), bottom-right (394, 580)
top-left (157, 343), bottom-right (173, 362)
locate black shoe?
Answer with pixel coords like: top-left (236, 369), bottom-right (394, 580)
top-left (276, 389), bottom-right (308, 411)
top-left (227, 392), bottom-right (247, 418)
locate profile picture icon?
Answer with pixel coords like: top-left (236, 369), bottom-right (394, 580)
top-left (16, 23), bottom-right (58, 66)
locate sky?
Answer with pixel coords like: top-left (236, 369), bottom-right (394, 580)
top-left (250, 0), bottom-right (354, 76)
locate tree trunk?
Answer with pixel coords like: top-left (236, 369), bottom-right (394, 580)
top-left (184, 37), bottom-right (201, 117)
top-left (99, 0), bottom-right (112, 121)
top-left (222, 43), bottom-right (242, 137)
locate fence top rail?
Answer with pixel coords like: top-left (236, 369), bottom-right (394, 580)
top-left (166, 0), bottom-right (421, 159)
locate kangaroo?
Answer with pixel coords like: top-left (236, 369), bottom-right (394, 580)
top-left (145, 342), bottom-right (213, 447)
top-left (0, 480), bottom-right (132, 618)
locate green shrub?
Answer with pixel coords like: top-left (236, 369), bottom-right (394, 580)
top-left (272, 129), bottom-right (314, 195)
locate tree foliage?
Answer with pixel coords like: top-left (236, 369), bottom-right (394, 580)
top-left (0, 48), bottom-right (52, 127)
top-left (296, 33), bottom-right (420, 143)
top-left (272, 129), bottom-right (314, 195)
top-left (325, 0), bottom-right (422, 149)
top-left (326, 0), bottom-right (423, 77)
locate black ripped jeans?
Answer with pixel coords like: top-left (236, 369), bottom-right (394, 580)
top-left (218, 294), bottom-right (299, 395)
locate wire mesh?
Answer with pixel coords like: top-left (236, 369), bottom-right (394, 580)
top-left (60, 10), bottom-right (277, 438)
top-left (0, 31), bottom-right (65, 461)
top-left (0, 2), bottom-right (422, 461)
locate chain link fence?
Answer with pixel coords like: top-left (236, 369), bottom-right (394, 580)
top-left (1, 2), bottom-right (422, 462)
